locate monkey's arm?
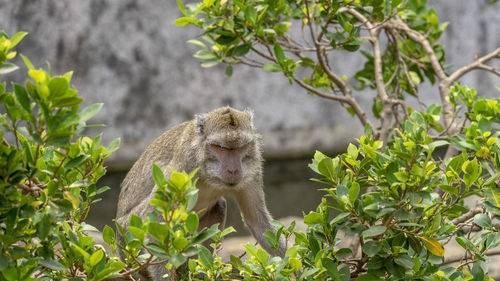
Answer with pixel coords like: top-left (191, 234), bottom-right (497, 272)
top-left (234, 187), bottom-right (287, 257)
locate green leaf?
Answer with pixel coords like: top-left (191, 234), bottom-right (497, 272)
top-left (200, 59), bottom-right (219, 67)
top-left (56, 113), bottom-right (80, 131)
top-left (186, 39), bottom-right (206, 48)
top-left (63, 192), bottom-right (80, 209)
top-left (48, 77), bottom-right (69, 98)
top-left (230, 255), bottom-right (243, 270)
top-left (79, 103), bottom-right (103, 122)
top-left (349, 182), bottom-right (360, 204)
top-left (198, 245), bottom-right (214, 268)
top-left (335, 248), bottom-right (352, 259)
top-left (21, 54), bottom-right (34, 70)
top-left (409, 71), bottom-right (421, 85)
top-left (473, 213), bottom-right (491, 228)
top-left (38, 259), bottom-right (66, 271)
top-left (244, 5), bottom-right (257, 24)
top-left (203, 0), bottom-right (216, 7)
top-left (54, 96), bottom-right (83, 107)
top-left (186, 213), bottom-right (199, 234)
top-left (177, 0), bottom-right (186, 15)
top-left (129, 215), bottom-right (144, 230)
top-left (220, 226), bottom-right (236, 238)
top-left (318, 157), bottom-right (337, 180)
top-left (230, 43), bottom-right (251, 57)
top-left (330, 212), bottom-right (349, 224)
top-left (170, 170), bottom-right (188, 188)
top-left (193, 49), bottom-right (217, 60)
top-left (362, 240), bottom-right (381, 257)
top-left (263, 63), bottom-right (281, 72)
top-left (102, 225), bottom-right (116, 245)
top-left (471, 262), bottom-right (485, 281)
top-left (70, 242), bottom-right (90, 260)
top-left (175, 17), bottom-right (194, 26)
top-left (362, 225), bottom-right (386, 239)
top-left (225, 65), bottom-right (233, 77)
top-left (128, 226), bottom-right (146, 242)
top-left (395, 254), bottom-right (414, 268)
top-left (274, 43), bottom-right (286, 64)
top-left (106, 138), bottom-right (120, 154)
top-left (9, 31), bottom-right (28, 48)
top-left (456, 236), bottom-right (474, 250)
top-left (148, 222), bottom-right (169, 242)
top-left (439, 184), bottom-right (458, 195)
top-left (303, 211), bottom-right (323, 225)
top-left (37, 215), bottom-right (51, 240)
top-left (170, 253), bottom-right (187, 268)
top-left (191, 226), bottom-right (218, 245)
top-left (152, 163), bottom-right (167, 187)
top-left (173, 236), bottom-right (188, 250)
top-left (426, 213), bottom-right (441, 234)
top-left (462, 157), bottom-right (482, 187)
top-left (13, 83), bottom-right (31, 112)
top-left (428, 140), bottom-right (449, 149)
top-left (89, 249), bottom-right (104, 267)
top-left (94, 261), bottom-right (126, 281)
top-left (0, 63), bottom-right (19, 74)
top-left (64, 155), bottom-right (90, 169)
top-left (256, 248), bottom-right (270, 265)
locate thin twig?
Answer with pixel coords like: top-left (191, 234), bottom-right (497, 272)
top-left (446, 47), bottom-right (500, 83)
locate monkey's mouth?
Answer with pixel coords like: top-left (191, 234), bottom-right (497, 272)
top-left (221, 175), bottom-right (242, 186)
top-left (222, 179), bottom-right (241, 186)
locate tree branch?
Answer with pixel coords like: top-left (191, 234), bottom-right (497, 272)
top-left (443, 248), bottom-right (500, 266)
top-left (446, 47), bottom-right (500, 83)
top-left (385, 18), bottom-right (459, 153)
top-left (305, 1), bottom-right (351, 96)
top-left (293, 77), bottom-right (372, 128)
top-left (451, 207), bottom-right (483, 225)
top-left (349, 8), bottom-right (392, 142)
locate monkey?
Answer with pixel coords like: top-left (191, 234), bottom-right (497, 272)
top-left (115, 106), bottom-right (287, 280)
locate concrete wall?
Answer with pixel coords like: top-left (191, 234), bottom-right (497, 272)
top-left (0, 0), bottom-right (499, 164)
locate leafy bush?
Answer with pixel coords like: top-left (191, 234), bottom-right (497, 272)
top-left (0, 30), bottom-right (122, 280)
top-left (172, 0), bottom-right (500, 280)
top-left (2, 0), bottom-right (500, 279)
top-left (0, 31), bottom-right (231, 281)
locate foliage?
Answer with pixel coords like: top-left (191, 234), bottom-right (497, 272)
top-left (2, 0), bottom-right (500, 279)
top-left (174, 0), bottom-right (500, 280)
top-left (0, 31), bottom-right (228, 281)
top-left (302, 98), bottom-right (500, 280)
top-left (0, 30), bottom-right (122, 281)
top-left (176, 0), bottom-right (499, 144)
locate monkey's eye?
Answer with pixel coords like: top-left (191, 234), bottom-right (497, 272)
top-left (210, 144), bottom-right (230, 151)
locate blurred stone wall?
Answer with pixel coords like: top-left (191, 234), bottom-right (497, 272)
top-left (0, 0), bottom-right (499, 164)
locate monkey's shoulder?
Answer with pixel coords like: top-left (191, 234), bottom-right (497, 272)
top-left (135, 121), bottom-right (195, 164)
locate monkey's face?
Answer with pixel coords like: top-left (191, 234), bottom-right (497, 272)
top-left (208, 142), bottom-right (249, 186)
top-left (202, 128), bottom-right (257, 187)
top-left (196, 107), bottom-right (261, 187)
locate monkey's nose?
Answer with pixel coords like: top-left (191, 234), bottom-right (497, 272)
top-left (224, 169), bottom-right (241, 185)
top-left (227, 168), bottom-right (239, 175)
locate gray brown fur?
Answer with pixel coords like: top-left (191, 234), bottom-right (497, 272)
top-left (115, 106), bottom-right (286, 280)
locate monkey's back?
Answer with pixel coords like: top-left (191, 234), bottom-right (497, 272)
top-left (116, 121), bottom-right (197, 219)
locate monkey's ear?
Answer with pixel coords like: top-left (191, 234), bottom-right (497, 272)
top-left (244, 108), bottom-right (255, 129)
top-left (195, 113), bottom-right (206, 135)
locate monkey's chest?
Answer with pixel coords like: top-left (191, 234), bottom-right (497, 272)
top-left (194, 184), bottom-right (228, 213)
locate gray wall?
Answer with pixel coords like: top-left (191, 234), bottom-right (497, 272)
top-left (1, 0), bottom-right (499, 164)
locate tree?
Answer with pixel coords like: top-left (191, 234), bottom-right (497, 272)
top-left (175, 0), bottom-right (500, 279)
top-left (0, 31), bottom-right (224, 281)
top-left (1, 0), bottom-right (500, 279)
